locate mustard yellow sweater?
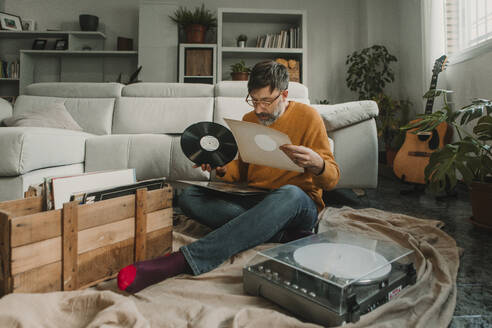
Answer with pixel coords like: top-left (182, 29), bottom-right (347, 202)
top-left (220, 101), bottom-right (340, 212)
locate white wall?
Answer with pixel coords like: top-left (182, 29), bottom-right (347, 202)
top-left (3, 0), bottom-right (363, 104)
top-left (3, 0), bottom-right (139, 51)
top-left (444, 52), bottom-right (492, 110)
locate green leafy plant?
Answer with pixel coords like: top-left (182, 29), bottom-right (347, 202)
top-left (345, 45), bottom-right (409, 149)
top-left (117, 66), bottom-right (142, 85)
top-left (346, 45), bottom-right (397, 100)
top-left (230, 60), bottom-right (251, 73)
top-left (236, 34), bottom-right (248, 42)
top-left (318, 99), bottom-right (330, 105)
top-left (375, 94), bottom-right (411, 149)
top-left (169, 4), bottom-right (217, 30)
top-left (402, 90), bottom-right (492, 193)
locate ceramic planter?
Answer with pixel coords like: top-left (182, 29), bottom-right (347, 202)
top-left (469, 179), bottom-right (492, 229)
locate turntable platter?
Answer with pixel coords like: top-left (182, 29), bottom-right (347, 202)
top-left (293, 243), bottom-right (391, 282)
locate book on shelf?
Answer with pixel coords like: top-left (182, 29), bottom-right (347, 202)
top-left (255, 26), bottom-right (301, 49)
top-left (0, 59), bottom-right (20, 79)
top-left (44, 169), bottom-right (136, 210)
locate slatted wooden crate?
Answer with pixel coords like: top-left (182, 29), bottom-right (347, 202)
top-left (0, 186), bottom-right (173, 295)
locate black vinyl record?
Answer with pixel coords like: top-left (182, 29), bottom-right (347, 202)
top-left (180, 122), bottom-right (238, 167)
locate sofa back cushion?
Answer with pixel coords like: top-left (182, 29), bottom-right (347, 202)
top-left (114, 83), bottom-right (214, 134)
top-left (14, 96), bottom-right (115, 135)
top-left (17, 82), bottom-right (124, 135)
top-left (213, 81), bottom-right (309, 126)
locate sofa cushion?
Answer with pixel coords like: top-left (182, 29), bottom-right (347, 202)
top-left (14, 96), bottom-right (115, 135)
top-left (311, 100), bottom-right (379, 132)
top-left (113, 97), bottom-right (214, 134)
top-left (85, 134), bottom-right (209, 181)
top-left (122, 83), bottom-right (214, 97)
top-left (3, 102), bottom-right (83, 131)
top-left (25, 82), bottom-right (124, 98)
top-left (0, 127), bottom-right (92, 176)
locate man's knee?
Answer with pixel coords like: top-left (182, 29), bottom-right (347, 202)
top-left (277, 184), bottom-right (307, 200)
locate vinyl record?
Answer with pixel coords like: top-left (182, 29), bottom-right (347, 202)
top-left (181, 121), bottom-right (238, 167)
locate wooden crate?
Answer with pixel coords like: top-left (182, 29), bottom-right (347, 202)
top-left (0, 186), bottom-right (173, 295)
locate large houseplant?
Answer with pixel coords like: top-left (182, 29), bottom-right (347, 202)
top-left (169, 4), bottom-right (217, 43)
top-left (346, 45), bottom-right (410, 164)
top-left (403, 90), bottom-right (492, 227)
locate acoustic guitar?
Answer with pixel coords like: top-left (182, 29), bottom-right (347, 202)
top-left (393, 55), bottom-right (451, 184)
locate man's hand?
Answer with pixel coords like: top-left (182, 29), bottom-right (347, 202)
top-left (193, 164), bottom-right (227, 177)
top-left (279, 144), bottom-right (325, 175)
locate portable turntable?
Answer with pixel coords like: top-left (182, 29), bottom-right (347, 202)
top-left (243, 230), bottom-right (416, 326)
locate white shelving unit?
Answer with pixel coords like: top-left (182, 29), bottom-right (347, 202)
top-left (0, 30), bottom-right (138, 95)
top-left (178, 43), bottom-right (216, 84)
top-left (217, 8), bottom-right (307, 83)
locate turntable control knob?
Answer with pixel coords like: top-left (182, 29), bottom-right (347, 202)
top-left (284, 281), bottom-right (291, 286)
top-left (258, 266), bottom-right (264, 272)
top-left (300, 288), bottom-right (307, 293)
top-left (292, 284), bottom-right (299, 290)
top-left (309, 292), bottom-right (316, 298)
top-left (272, 272), bottom-right (279, 280)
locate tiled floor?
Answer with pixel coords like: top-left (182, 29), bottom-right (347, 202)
top-left (323, 166), bottom-right (492, 327)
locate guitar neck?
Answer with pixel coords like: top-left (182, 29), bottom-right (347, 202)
top-left (425, 73), bottom-right (439, 114)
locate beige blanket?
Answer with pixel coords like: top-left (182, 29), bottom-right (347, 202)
top-left (0, 207), bottom-right (459, 328)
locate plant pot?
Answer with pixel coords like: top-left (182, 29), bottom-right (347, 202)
top-left (470, 180), bottom-right (492, 229)
top-left (237, 41), bottom-right (246, 48)
top-left (185, 24), bottom-right (206, 43)
top-left (385, 147), bottom-right (397, 167)
top-left (79, 14), bottom-right (99, 31)
top-left (231, 72), bottom-right (249, 81)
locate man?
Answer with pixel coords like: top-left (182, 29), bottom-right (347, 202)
top-left (117, 60), bottom-right (340, 293)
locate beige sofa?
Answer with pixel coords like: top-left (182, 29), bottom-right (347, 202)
top-left (0, 82), bottom-right (379, 201)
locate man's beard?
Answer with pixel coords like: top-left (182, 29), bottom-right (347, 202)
top-left (256, 99), bottom-right (286, 126)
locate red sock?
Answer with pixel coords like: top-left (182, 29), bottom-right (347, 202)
top-left (117, 250), bottom-right (191, 293)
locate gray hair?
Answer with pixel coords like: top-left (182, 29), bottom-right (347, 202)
top-left (248, 60), bottom-right (289, 93)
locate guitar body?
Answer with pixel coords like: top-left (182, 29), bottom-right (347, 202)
top-left (393, 120), bottom-right (449, 184)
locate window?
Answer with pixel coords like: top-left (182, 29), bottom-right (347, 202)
top-left (445, 0), bottom-right (492, 56)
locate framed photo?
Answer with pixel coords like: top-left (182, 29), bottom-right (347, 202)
top-left (32, 39), bottom-right (47, 50)
top-left (21, 19), bottom-right (35, 31)
top-left (0, 11), bottom-right (22, 31)
top-left (54, 39), bottom-right (68, 50)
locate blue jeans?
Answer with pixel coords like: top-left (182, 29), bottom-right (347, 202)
top-left (178, 184), bottom-right (318, 275)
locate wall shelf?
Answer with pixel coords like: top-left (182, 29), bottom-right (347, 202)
top-left (217, 8), bottom-right (307, 83)
top-left (21, 50), bottom-right (138, 56)
top-left (0, 31), bottom-right (106, 39)
top-left (0, 31), bottom-right (138, 95)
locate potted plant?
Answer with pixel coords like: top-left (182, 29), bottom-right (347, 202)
top-left (346, 45), bottom-right (410, 165)
top-left (374, 94), bottom-right (411, 166)
top-left (236, 34), bottom-right (247, 47)
top-left (230, 60), bottom-right (251, 81)
top-left (402, 91), bottom-right (492, 228)
top-left (169, 4), bottom-right (217, 43)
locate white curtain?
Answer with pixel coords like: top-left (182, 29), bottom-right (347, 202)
top-left (420, 0), bottom-right (446, 110)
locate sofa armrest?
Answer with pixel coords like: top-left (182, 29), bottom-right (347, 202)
top-left (311, 100), bottom-right (379, 132)
top-left (0, 98), bottom-right (13, 122)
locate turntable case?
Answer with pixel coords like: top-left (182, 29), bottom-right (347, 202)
top-left (0, 186), bottom-right (173, 295)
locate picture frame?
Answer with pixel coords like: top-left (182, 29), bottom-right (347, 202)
top-left (21, 19), bottom-right (36, 31)
top-left (32, 39), bottom-right (47, 50)
top-left (54, 39), bottom-right (68, 50)
top-left (0, 11), bottom-right (22, 31)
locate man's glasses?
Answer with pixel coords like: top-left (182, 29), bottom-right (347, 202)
top-left (245, 92), bottom-right (282, 107)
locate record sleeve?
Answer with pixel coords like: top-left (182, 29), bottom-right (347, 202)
top-left (181, 121), bottom-right (238, 167)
